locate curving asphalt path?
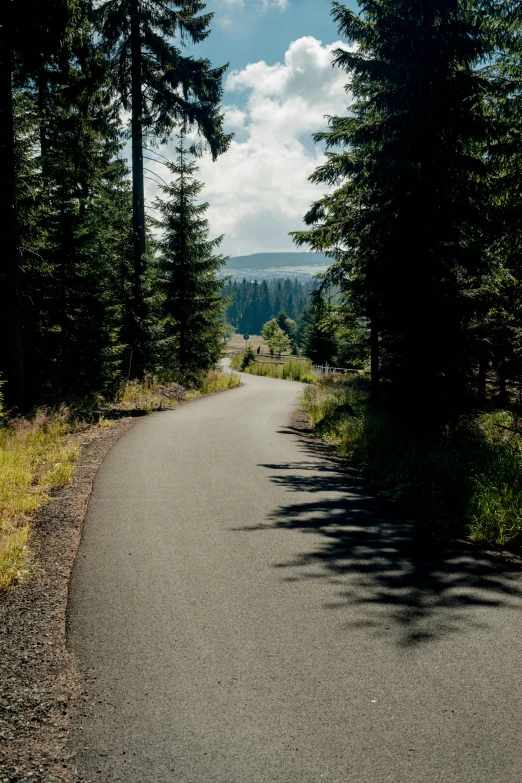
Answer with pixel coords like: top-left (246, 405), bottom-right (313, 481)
top-left (68, 366), bottom-right (522, 783)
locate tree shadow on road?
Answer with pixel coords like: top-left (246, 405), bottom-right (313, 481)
top-left (242, 427), bottom-right (522, 648)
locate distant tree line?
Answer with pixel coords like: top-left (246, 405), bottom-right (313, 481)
top-left (0, 0), bottom-right (230, 409)
top-left (223, 278), bottom-right (318, 336)
top-left (294, 0), bottom-right (522, 422)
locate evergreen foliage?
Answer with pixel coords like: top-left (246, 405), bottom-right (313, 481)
top-left (95, 0), bottom-right (232, 360)
top-left (293, 0), bottom-right (496, 419)
top-left (0, 0), bottom-right (79, 406)
top-left (153, 133), bottom-right (228, 385)
top-left (222, 277), bottom-right (318, 335)
top-left (0, 0), bottom-right (229, 410)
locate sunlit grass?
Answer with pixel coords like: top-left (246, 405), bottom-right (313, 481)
top-left (117, 377), bottom-right (180, 411)
top-left (0, 409), bottom-right (80, 589)
top-left (232, 352), bottom-right (314, 383)
top-left (186, 370), bottom-right (241, 398)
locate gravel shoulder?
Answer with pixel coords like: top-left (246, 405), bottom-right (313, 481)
top-left (0, 418), bottom-right (137, 783)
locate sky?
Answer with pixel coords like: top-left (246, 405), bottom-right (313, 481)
top-left (146, 0), bottom-right (359, 257)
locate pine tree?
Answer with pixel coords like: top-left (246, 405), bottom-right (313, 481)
top-left (301, 289), bottom-right (337, 366)
top-left (0, 0), bottom-right (78, 407)
top-left (294, 0), bottom-right (494, 418)
top-left (153, 133), bottom-right (228, 384)
top-left (483, 5), bottom-right (522, 402)
top-left (259, 280), bottom-right (272, 328)
top-left (21, 6), bottom-right (137, 401)
top-left (95, 0), bottom-right (232, 350)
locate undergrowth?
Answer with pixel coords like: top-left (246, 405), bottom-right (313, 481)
top-left (301, 377), bottom-right (522, 548)
top-left (0, 408), bottom-right (80, 589)
top-left (186, 370), bottom-right (241, 397)
top-left (231, 351), bottom-right (314, 383)
top-left (116, 376), bottom-right (182, 411)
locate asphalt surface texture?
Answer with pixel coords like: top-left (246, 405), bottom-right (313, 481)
top-left (68, 366), bottom-right (522, 783)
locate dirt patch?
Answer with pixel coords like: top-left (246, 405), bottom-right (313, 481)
top-left (0, 418), bottom-right (137, 782)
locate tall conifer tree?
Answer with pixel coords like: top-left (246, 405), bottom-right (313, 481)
top-left (95, 0), bottom-right (231, 346)
top-left (153, 133), bottom-right (228, 384)
top-left (0, 0), bottom-right (77, 406)
top-left (294, 0), bottom-right (494, 418)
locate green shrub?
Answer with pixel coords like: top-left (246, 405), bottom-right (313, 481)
top-left (467, 412), bottom-right (522, 545)
top-left (240, 346), bottom-right (256, 372)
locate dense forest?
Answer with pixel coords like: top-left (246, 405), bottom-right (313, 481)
top-left (222, 278), bottom-right (318, 336)
top-left (295, 1), bottom-right (522, 423)
top-left (0, 0), bottom-right (231, 409)
top-left (2, 0), bottom-right (522, 426)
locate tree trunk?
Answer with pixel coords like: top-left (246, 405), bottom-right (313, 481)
top-left (129, 0), bottom-right (146, 376)
top-left (130, 0), bottom-right (146, 288)
top-left (37, 69), bottom-right (50, 186)
top-left (370, 311), bottom-right (380, 405)
top-left (0, 28), bottom-right (25, 408)
top-left (478, 356), bottom-right (487, 407)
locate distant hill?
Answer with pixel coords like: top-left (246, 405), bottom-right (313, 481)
top-left (226, 252), bottom-right (328, 271)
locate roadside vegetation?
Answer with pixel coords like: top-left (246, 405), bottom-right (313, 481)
top-left (0, 369), bottom-right (240, 590)
top-left (302, 376), bottom-right (522, 548)
top-left (186, 370), bottom-right (241, 398)
top-left (0, 406), bottom-right (79, 589)
top-left (231, 350), bottom-right (315, 383)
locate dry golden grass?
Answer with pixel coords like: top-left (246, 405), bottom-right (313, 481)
top-left (117, 377), bottom-right (182, 411)
top-left (0, 409), bottom-right (80, 589)
top-left (227, 333), bottom-right (270, 353)
top-left (186, 370), bottom-right (241, 398)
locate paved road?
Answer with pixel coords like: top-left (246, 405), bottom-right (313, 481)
top-left (68, 368), bottom-right (522, 783)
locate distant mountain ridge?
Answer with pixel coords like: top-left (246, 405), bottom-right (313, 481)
top-left (226, 252), bottom-right (329, 270)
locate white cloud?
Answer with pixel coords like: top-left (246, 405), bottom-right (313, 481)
top-left (216, 0), bottom-right (288, 10)
top-left (223, 105), bottom-right (248, 132)
top-left (147, 37), bottom-right (353, 256)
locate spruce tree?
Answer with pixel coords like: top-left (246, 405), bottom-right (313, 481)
top-left (484, 5), bottom-right (522, 402)
top-left (294, 0), bottom-right (494, 418)
top-left (0, 0), bottom-right (77, 407)
top-left (153, 133), bottom-right (228, 385)
top-left (23, 6), bottom-right (135, 400)
top-left (95, 0), bottom-right (231, 346)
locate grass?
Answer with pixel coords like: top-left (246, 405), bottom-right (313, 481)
top-left (0, 368), bottom-right (240, 590)
top-left (118, 370), bottom-right (240, 407)
top-left (0, 409), bottom-right (80, 589)
top-left (186, 370), bottom-right (241, 398)
top-left (117, 376), bottom-right (182, 411)
top-left (301, 377), bottom-right (522, 548)
top-left (227, 334), bottom-right (269, 353)
top-left (231, 352), bottom-right (315, 383)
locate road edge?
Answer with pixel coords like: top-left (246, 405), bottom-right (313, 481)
top-left (0, 417), bottom-right (138, 783)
